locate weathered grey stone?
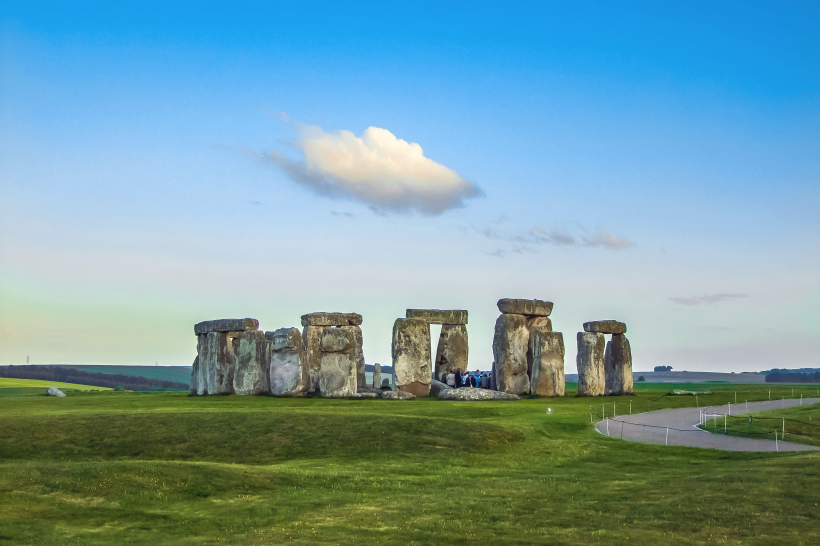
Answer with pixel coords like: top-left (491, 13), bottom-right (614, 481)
top-left (492, 314), bottom-right (530, 394)
top-left (350, 325), bottom-right (365, 391)
top-left (318, 352), bottom-right (357, 397)
top-left (320, 327), bottom-right (353, 353)
top-left (269, 328), bottom-right (309, 397)
top-left (302, 325), bottom-right (325, 393)
top-left (372, 363), bottom-right (382, 389)
top-left (46, 386), bottom-right (66, 397)
top-left (526, 317), bottom-right (553, 377)
top-left (530, 331), bottom-right (565, 396)
top-left (583, 320), bottom-right (627, 335)
top-left (490, 366), bottom-right (497, 391)
top-left (381, 378), bottom-right (391, 389)
top-left (577, 332), bottom-right (605, 396)
top-left (605, 334), bottom-right (633, 395)
top-left (405, 309), bottom-right (468, 325)
top-left (497, 299), bottom-right (553, 317)
top-left (382, 390), bottom-right (416, 400)
top-left (234, 330), bottom-right (270, 395)
top-left (190, 355), bottom-right (199, 395)
top-left (357, 386), bottom-right (382, 395)
top-left (434, 324), bottom-right (469, 378)
top-left (430, 379), bottom-right (450, 396)
top-left (301, 312), bottom-right (362, 327)
top-left (438, 387), bottom-right (520, 401)
top-left (353, 391), bottom-right (380, 398)
top-left (194, 318), bottom-right (259, 335)
top-left (391, 318), bottom-right (432, 397)
top-left (197, 331), bottom-right (238, 395)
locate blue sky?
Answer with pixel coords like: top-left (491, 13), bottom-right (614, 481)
top-left (1, 1), bottom-right (818, 371)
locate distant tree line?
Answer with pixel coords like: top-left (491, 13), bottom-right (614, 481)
top-left (765, 371), bottom-right (820, 384)
top-left (0, 366), bottom-right (189, 391)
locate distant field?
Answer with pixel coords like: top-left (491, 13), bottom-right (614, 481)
top-left (0, 377), bottom-right (112, 392)
top-left (30, 365), bottom-right (193, 385)
top-left (0, 382), bottom-right (818, 545)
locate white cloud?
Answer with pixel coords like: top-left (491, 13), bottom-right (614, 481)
top-left (258, 119), bottom-right (481, 215)
top-left (581, 226), bottom-right (632, 250)
top-left (669, 293), bottom-right (749, 306)
top-left (481, 224), bottom-right (632, 256)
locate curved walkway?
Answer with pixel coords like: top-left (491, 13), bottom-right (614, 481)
top-left (595, 398), bottom-right (819, 452)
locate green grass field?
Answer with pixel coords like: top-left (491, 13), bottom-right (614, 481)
top-left (1, 383), bottom-right (819, 545)
top-left (703, 398), bottom-right (820, 447)
top-left (0, 377), bottom-right (113, 397)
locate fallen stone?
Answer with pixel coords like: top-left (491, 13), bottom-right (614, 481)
top-left (434, 324), bottom-right (469, 379)
top-left (438, 387), bottom-right (520, 401)
top-left (605, 334), bottom-right (633, 395)
top-left (497, 299), bottom-right (553, 317)
top-left (382, 390), bottom-right (416, 400)
top-left (46, 386), bottom-right (66, 397)
top-left (302, 325), bottom-right (325, 393)
top-left (583, 320), bottom-right (627, 335)
top-left (319, 352), bottom-right (357, 397)
top-left (430, 379), bottom-right (451, 396)
top-left (530, 331), bottom-right (565, 396)
top-left (358, 386), bottom-right (382, 395)
top-left (372, 363), bottom-right (382, 389)
top-left (492, 314), bottom-right (530, 394)
top-left (268, 328), bottom-right (309, 397)
top-left (405, 309), bottom-right (468, 325)
top-left (301, 312), bottom-right (362, 327)
top-left (391, 318), bottom-right (432, 397)
top-left (234, 330), bottom-right (270, 395)
top-left (320, 327), bottom-right (353, 353)
top-left (577, 332), bottom-right (605, 396)
top-left (194, 318), bottom-right (259, 335)
top-left (353, 391), bottom-right (380, 398)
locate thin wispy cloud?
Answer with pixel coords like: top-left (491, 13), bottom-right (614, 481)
top-left (254, 114), bottom-right (481, 215)
top-left (669, 293), bottom-right (749, 306)
top-left (483, 224), bottom-right (632, 257)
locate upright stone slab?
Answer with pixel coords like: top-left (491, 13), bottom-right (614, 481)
top-left (406, 309), bottom-right (468, 325)
top-left (318, 326), bottom-right (358, 397)
top-left (492, 314), bottom-right (530, 394)
top-left (195, 318), bottom-right (259, 335)
top-left (268, 328), bottom-right (309, 397)
top-left (577, 332), bottom-right (605, 396)
top-left (583, 321), bottom-right (627, 335)
top-left (392, 318), bottom-right (432, 397)
top-left (233, 330), bottom-right (270, 395)
top-left (530, 331), bottom-right (565, 396)
top-left (302, 325), bottom-right (325, 393)
top-left (197, 331), bottom-right (237, 395)
top-left (372, 363), bottom-right (382, 389)
top-left (434, 324), bottom-right (469, 378)
top-left (497, 299), bottom-right (553, 317)
top-left (526, 316), bottom-right (553, 377)
top-left (350, 325), bottom-right (365, 390)
top-left (190, 355), bottom-right (199, 395)
top-left (605, 333), bottom-right (633, 395)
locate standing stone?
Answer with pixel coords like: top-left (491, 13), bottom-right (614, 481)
top-left (197, 331), bottom-right (238, 395)
top-left (372, 363), bottom-right (382, 390)
top-left (492, 314), bottom-right (530, 394)
top-left (233, 330), bottom-right (270, 395)
top-left (381, 378), bottom-right (390, 389)
top-left (190, 354), bottom-right (199, 395)
top-left (530, 331), bottom-right (565, 396)
top-left (434, 324), bottom-right (469, 379)
top-left (490, 364), bottom-right (497, 391)
top-left (318, 327), bottom-right (358, 397)
top-left (605, 334), bottom-right (633, 395)
top-left (497, 299), bottom-right (553, 316)
top-left (391, 318), bottom-right (432, 397)
top-left (526, 316), bottom-right (553, 377)
top-left (349, 325), bottom-right (366, 391)
top-left (577, 332), bottom-right (605, 396)
top-left (302, 325), bottom-right (325, 394)
top-left (268, 328), bottom-right (309, 397)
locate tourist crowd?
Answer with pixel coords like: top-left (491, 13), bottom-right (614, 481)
top-left (440, 369), bottom-right (492, 389)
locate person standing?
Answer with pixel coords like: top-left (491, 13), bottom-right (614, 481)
top-left (454, 368), bottom-right (463, 388)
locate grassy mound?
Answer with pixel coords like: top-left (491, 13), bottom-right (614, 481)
top-left (1, 384), bottom-right (819, 545)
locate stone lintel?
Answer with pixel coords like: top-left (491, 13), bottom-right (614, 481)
top-left (497, 299), bottom-right (553, 317)
top-left (405, 309), bottom-right (468, 325)
top-left (583, 320), bottom-right (627, 334)
top-left (194, 318), bottom-right (259, 335)
top-left (300, 312), bottom-right (363, 327)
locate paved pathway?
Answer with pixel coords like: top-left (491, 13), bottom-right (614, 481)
top-left (595, 398), bottom-right (819, 452)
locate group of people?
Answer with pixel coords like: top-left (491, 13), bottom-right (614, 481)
top-left (441, 369), bottom-right (492, 389)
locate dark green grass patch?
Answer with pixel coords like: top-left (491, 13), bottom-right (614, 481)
top-left (1, 384), bottom-right (819, 545)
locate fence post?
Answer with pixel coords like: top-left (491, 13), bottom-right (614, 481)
top-left (614, 402), bottom-right (616, 418)
top-left (801, 394), bottom-right (803, 406)
top-left (775, 431), bottom-right (778, 452)
top-left (735, 391), bottom-right (737, 404)
top-left (769, 389), bottom-right (771, 400)
top-left (590, 412), bottom-right (592, 424)
top-left (724, 414), bottom-right (727, 434)
top-left (729, 402), bottom-right (731, 416)
top-left (783, 417), bottom-right (785, 439)
top-left (629, 400), bottom-right (632, 415)
top-left (606, 419), bottom-right (609, 437)
top-left (665, 427), bottom-right (669, 445)
top-left (602, 405), bottom-right (605, 420)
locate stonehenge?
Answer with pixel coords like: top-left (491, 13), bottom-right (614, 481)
top-left (492, 299), bottom-right (566, 396)
top-left (189, 303), bottom-right (634, 401)
top-left (577, 321), bottom-right (633, 396)
top-left (391, 309), bottom-right (468, 397)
